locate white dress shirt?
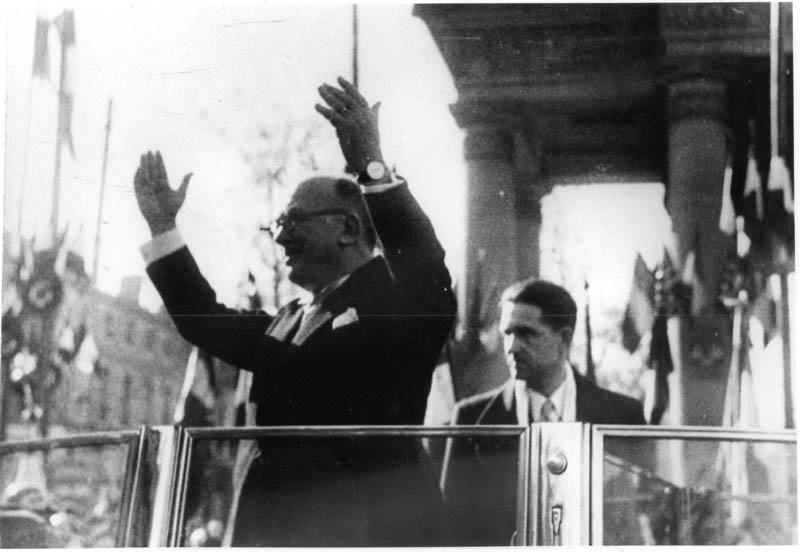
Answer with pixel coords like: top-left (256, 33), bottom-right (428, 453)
top-left (514, 361), bottom-right (577, 424)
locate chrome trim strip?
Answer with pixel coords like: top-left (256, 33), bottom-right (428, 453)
top-left (146, 426), bottom-right (180, 547)
top-left (182, 425), bottom-right (528, 440)
top-left (0, 430), bottom-right (141, 453)
top-left (592, 425), bottom-right (796, 442)
top-left (169, 427), bottom-right (192, 547)
top-left (590, 423), bottom-right (604, 545)
top-left (119, 425), bottom-right (147, 547)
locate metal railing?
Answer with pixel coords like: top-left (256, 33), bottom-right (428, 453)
top-left (1, 424), bottom-right (796, 547)
top-left (0, 429), bottom-right (143, 547)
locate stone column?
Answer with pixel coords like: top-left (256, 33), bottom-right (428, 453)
top-left (513, 129), bottom-right (548, 280)
top-left (665, 77), bottom-right (732, 427)
top-left (456, 125), bottom-right (521, 396)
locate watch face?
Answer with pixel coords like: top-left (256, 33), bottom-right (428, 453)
top-left (366, 161), bottom-right (385, 180)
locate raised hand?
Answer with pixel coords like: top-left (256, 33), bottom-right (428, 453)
top-left (133, 150), bottom-right (192, 236)
top-left (315, 76), bottom-right (383, 174)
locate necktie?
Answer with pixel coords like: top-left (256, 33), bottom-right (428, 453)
top-left (293, 304), bottom-right (327, 344)
top-left (283, 310), bottom-right (304, 343)
top-left (540, 399), bottom-right (560, 422)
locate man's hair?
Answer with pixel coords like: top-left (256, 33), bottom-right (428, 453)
top-left (333, 178), bottom-right (378, 249)
top-left (500, 278), bottom-right (577, 333)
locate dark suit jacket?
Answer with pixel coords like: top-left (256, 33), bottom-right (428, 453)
top-left (146, 183), bottom-right (456, 546)
top-left (440, 370), bottom-right (645, 546)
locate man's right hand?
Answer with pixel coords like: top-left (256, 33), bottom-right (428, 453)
top-left (134, 150), bottom-right (192, 236)
top-left (315, 77), bottom-right (383, 175)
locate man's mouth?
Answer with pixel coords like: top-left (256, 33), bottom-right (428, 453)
top-left (510, 357), bottom-right (530, 375)
top-left (284, 246), bottom-right (303, 266)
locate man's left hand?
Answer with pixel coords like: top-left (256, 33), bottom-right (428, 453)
top-left (315, 77), bottom-right (383, 174)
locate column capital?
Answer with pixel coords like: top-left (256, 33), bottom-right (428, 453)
top-left (451, 98), bottom-right (528, 127)
top-left (666, 77), bottom-right (728, 123)
top-left (463, 126), bottom-right (515, 162)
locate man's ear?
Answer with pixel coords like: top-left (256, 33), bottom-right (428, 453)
top-left (338, 213), bottom-right (361, 245)
top-left (558, 327), bottom-right (574, 347)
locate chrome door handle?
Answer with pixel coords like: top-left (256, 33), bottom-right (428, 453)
top-left (550, 504), bottom-right (563, 546)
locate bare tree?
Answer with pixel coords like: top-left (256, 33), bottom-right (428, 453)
top-left (241, 116), bottom-right (339, 308)
top-left (202, 108), bottom-right (340, 309)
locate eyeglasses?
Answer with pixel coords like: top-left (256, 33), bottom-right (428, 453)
top-left (260, 208), bottom-right (351, 239)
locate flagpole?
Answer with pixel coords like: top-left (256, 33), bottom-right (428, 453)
top-left (19, 17), bottom-right (51, 241)
top-left (38, 11), bottom-right (71, 440)
top-left (18, 82), bottom-right (34, 240)
top-left (769, 2), bottom-right (794, 429)
top-left (18, 39), bottom-right (37, 240)
top-left (584, 279), bottom-right (595, 383)
top-left (50, 13), bottom-right (69, 243)
top-left (352, 4), bottom-right (359, 89)
top-left (92, 98), bottom-right (113, 286)
top-left (770, 2), bottom-right (780, 160)
top-left (779, 269), bottom-right (794, 428)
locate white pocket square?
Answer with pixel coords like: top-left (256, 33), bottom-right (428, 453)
top-left (332, 307), bottom-right (359, 329)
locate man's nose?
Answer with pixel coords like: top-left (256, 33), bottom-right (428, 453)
top-left (274, 226), bottom-right (290, 245)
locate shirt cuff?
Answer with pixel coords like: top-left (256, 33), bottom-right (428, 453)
top-left (140, 228), bottom-right (185, 265)
top-left (360, 173), bottom-right (405, 194)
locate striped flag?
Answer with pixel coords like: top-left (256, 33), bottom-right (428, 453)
top-left (766, 155), bottom-right (794, 217)
top-left (174, 347), bottom-right (217, 427)
top-left (719, 153), bottom-right (736, 236)
top-left (620, 253), bottom-right (655, 353)
top-left (743, 149), bottom-right (764, 221)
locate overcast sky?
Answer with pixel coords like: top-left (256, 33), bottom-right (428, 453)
top-left (3, 2), bottom-right (467, 309)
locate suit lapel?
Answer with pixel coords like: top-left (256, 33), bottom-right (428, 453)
top-left (266, 299), bottom-right (304, 341)
top-left (277, 258), bottom-right (391, 347)
top-left (322, 257), bottom-right (393, 316)
top-left (574, 370), bottom-right (605, 423)
top-left (472, 382), bottom-right (520, 457)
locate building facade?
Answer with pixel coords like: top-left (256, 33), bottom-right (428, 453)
top-left (415, 3), bottom-right (794, 428)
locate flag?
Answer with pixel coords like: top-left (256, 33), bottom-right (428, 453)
top-left (32, 18), bottom-right (50, 78)
top-left (761, 1), bottom-right (794, 247)
top-left (174, 347), bottom-right (217, 427)
top-left (717, 296), bottom-right (757, 526)
top-left (645, 250), bottom-right (680, 425)
top-left (764, 156), bottom-right (794, 244)
top-left (54, 10), bottom-right (76, 156)
top-left (766, 155), bottom-right (793, 213)
top-left (743, 152), bottom-right (764, 221)
top-left (620, 253), bottom-right (655, 353)
top-left (647, 305), bottom-right (672, 425)
top-left (734, 121), bottom-right (768, 247)
top-left (73, 332), bottom-right (99, 374)
top-left (719, 153), bottom-right (736, 236)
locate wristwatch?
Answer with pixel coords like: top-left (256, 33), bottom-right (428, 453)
top-left (358, 160), bottom-right (387, 183)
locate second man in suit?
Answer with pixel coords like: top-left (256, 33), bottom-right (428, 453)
top-left (440, 278), bottom-right (645, 545)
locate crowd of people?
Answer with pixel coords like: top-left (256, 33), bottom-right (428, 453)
top-left (133, 77), bottom-right (646, 546)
